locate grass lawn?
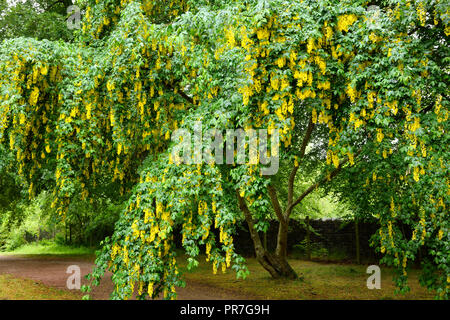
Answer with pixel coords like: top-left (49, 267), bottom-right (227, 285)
top-left (3, 243), bottom-right (96, 257)
top-left (0, 274), bottom-right (80, 300)
top-left (0, 244), bottom-right (436, 300)
top-left (178, 255), bottom-right (436, 300)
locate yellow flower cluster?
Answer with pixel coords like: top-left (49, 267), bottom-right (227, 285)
top-left (337, 14), bottom-right (358, 32)
top-left (416, 2), bottom-right (427, 26)
top-left (29, 87), bottom-right (40, 106)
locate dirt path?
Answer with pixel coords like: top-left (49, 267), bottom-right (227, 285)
top-left (0, 255), bottom-right (258, 300)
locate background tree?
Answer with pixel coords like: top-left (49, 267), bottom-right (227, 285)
top-left (0, 0), bottom-right (79, 42)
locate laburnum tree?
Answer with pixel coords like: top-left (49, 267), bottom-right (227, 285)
top-left (0, 0), bottom-right (448, 299)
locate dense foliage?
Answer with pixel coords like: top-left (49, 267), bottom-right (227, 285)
top-left (0, 0), bottom-right (448, 299)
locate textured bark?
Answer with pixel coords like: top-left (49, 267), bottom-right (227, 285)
top-left (267, 184), bottom-right (289, 259)
top-left (275, 218), bottom-right (288, 258)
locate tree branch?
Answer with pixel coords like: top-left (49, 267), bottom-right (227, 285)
top-left (267, 184), bottom-right (285, 223)
top-left (45, 0), bottom-right (66, 12)
top-left (286, 149), bottom-right (362, 216)
top-left (165, 82), bottom-right (194, 105)
top-left (236, 190), bottom-right (265, 255)
top-left (287, 117), bottom-right (315, 208)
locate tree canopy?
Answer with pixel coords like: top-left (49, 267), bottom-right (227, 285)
top-left (0, 0), bottom-right (448, 299)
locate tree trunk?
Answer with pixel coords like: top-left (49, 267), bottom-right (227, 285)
top-left (306, 216), bottom-right (311, 261)
top-left (237, 191), bottom-right (297, 279)
top-left (275, 218), bottom-right (288, 258)
top-left (355, 219), bottom-right (361, 264)
top-left (263, 231), bottom-right (267, 251)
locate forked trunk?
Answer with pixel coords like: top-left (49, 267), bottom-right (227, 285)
top-left (256, 250), bottom-right (298, 279)
top-left (237, 191), bottom-right (298, 279)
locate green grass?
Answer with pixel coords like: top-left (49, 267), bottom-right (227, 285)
top-left (0, 274), bottom-right (81, 300)
top-left (178, 254), bottom-right (436, 300)
top-left (0, 245), bottom-right (437, 300)
top-left (4, 242), bottom-right (96, 256)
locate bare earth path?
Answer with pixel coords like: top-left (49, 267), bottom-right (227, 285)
top-left (0, 255), bottom-right (259, 300)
